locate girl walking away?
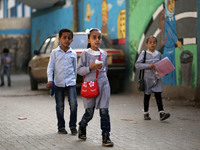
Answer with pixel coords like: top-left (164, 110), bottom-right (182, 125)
top-left (135, 36), bottom-right (170, 121)
top-left (77, 28), bottom-right (114, 147)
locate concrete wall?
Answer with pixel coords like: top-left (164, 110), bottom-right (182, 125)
top-left (0, 18), bottom-right (30, 30)
top-left (0, 18), bottom-right (31, 72)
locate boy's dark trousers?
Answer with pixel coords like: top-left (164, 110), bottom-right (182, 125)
top-left (1, 66), bottom-right (11, 85)
top-left (144, 92), bottom-right (164, 112)
top-left (55, 85), bottom-right (77, 130)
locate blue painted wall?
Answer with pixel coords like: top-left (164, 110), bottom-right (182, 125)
top-left (78, 0), bottom-right (125, 39)
top-left (31, 6), bottom-right (73, 53)
top-left (0, 29), bottom-right (30, 34)
top-left (31, 0), bottom-right (125, 54)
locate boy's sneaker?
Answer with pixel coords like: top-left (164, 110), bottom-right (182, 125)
top-left (160, 112), bottom-right (170, 121)
top-left (144, 113), bottom-right (151, 120)
top-left (78, 126), bottom-right (87, 140)
top-left (58, 129), bottom-right (68, 134)
top-left (70, 128), bottom-right (78, 135)
top-left (102, 136), bottom-right (114, 147)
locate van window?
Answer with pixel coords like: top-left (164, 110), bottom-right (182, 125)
top-left (46, 37), bottom-right (56, 54)
top-left (40, 38), bottom-right (50, 54)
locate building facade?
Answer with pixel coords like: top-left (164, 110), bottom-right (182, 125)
top-left (0, 0), bottom-right (32, 18)
top-left (0, 0), bottom-right (32, 72)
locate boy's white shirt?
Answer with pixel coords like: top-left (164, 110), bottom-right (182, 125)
top-left (47, 46), bottom-right (77, 87)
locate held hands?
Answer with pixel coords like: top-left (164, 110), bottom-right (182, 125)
top-left (89, 61), bottom-right (103, 71)
top-left (149, 64), bottom-right (155, 69)
top-left (46, 81), bottom-right (52, 89)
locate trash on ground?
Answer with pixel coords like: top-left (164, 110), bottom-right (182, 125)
top-left (18, 117), bottom-right (27, 120)
top-left (121, 119), bottom-right (133, 121)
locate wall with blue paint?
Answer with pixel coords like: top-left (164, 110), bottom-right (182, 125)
top-left (0, 29), bottom-right (30, 34)
top-left (31, 0), bottom-right (125, 53)
top-left (31, 6), bottom-right (73, 53)
top-left (78, 0), bottom-right (125, 40)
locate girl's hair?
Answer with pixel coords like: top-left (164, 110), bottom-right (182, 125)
top-left (146, 36), bottom-right (157, 43)
top-left (59, 28), bottom-right (73, 38)
top-left (86, 28), bottom-right (101, 48)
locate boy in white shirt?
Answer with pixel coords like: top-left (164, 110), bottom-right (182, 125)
top-left (46, 28), bottom-right (78, 135)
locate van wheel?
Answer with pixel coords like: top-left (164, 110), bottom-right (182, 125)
top-left (30, 71), bottom-right (38, 90)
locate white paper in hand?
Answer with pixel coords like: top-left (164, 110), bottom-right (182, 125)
top-left (95, 59), bottom-right (103, 64)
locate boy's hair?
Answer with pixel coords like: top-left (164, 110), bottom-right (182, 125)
top-left (146, 36), bottom-right (157, 43)
top-left (59, 28), bottom-right (73, 38)
top-left (87, 28), bottom-right (101, 48)
top-left (3, 48), bottom-right (9, 53)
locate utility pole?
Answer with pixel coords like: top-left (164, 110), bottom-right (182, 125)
top-left (73, 0), bottom-right (78, 32)
top-left (195, 0), bottom-right (200, 102)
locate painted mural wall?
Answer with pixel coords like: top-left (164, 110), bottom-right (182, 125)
top-left (78, 0), bottom-right (126, 41)
top-left (129, 0), bottom-right (198, 88)
top-left (29, 0), bottom-right (127, 93)
top-left (31, 0), bottom-right (126, 55)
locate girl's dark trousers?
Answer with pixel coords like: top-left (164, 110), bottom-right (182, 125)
top-left (144, 92), bottom-right (164, 112)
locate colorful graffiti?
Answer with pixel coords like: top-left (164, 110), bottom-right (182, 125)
top-left (117, 9), bottom-right (126, 39)
top-left (101, 0), bottom-right (108, 37)
top-left (160, 0), bottom-right (182, 85)
top-left (129, 0), bottom-right (197, 87)
top-left (86, 4), bottom-right (92, 21)
top-left (82, 0), bottom-right (125, 40)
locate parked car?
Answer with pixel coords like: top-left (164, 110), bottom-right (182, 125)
top-left (28, 32), bottom-right (126, 93)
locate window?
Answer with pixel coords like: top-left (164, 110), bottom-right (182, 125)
top-left (10, 6), bottom-right (15, 17)
top-left (39, 38), bottom-right (50, 54)
top-left (46, 37), bottom-right (56, 54)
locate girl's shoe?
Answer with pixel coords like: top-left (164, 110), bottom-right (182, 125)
top-left (102, 136), bottom-right (114, 147)
top-left (70, 128), bottom-right (78, 135)
top-left (144, 113), bottom-right (151, 120)
top-left (78, 126), bottom-right (87, 140)
top-left (160, 112), bottom-right (170, 121)
top-left (58, 129), bottom-right (68, 134)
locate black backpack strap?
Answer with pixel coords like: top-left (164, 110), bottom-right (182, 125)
top-left (139, 50), bottom-right (146, 79)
